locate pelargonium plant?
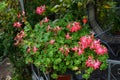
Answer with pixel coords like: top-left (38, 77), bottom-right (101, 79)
top-left (14, 5), bottom-right (109, 79)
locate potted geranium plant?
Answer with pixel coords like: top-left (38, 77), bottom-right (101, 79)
top-left (14, 5), bottom-right (109, 80)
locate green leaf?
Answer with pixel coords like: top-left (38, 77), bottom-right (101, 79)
top-left (46, 58), bottom-right (50, 64)
top-left (74, 59), bottom-right (81, 65)
top-left (86, 67), bottom-right (93, 74)
top-left (77, 2), bottom-right (82, 8)
top-left (34, 60), bottom-right (41, 66)
top-left (43, 32), bottom-right (50, 42)
top-left (51, 73), bottom-right (58, 79)
top-left (0, 2), bottom-right (7, 12)
top-left (66, 61), bottom-right (70, 65)
top-left (100, 62), bottom-right (108, 70)
top-left (98, 54), bottom-right (109, 62)
top-left (48, 51), bottom-right (53, 57)
top-left (24, 21), bottom-right (32, 31)
top-left (25, 57), bottom-right (33, 64)
top-left (54, 58), bottom-right (62, 64)
top-left (82, 74), bottom-right (90, 80)
top-left (53, 65), bottom-right (58, 70)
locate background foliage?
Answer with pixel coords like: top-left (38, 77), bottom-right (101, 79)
top-left (24, 0), bottom-right (89, 26)
top-left (0, 0), bottom-right (18, 60)
top-left (0, 0), bottom-right (30, 79)
top-left (96, 0), bottom-right (120, 34)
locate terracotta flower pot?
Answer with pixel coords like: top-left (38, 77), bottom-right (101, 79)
top-left (57, 74), bottom-right (71, 80)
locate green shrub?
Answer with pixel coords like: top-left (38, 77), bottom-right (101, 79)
top-left (0, 0), bottom-right (19, 60)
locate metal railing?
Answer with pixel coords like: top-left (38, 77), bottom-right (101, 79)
top-left (87, 1), bottom-right (120, 80)
top-left (31, 64), bottom-right (50, 80)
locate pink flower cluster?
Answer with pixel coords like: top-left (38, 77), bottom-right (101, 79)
top-left (14, 30), bottom-right (25, 46)
top-left (90, 39), bottom-right (108, 55)
top-left (79, 35), bottom-right (93, 50)
top-left (65, 33), bottom-right (71, 39)
top-left (72, 46), bottom-right (84, 55)
top-left (36, 5), bottom-right (45, 15)
top-left (82, 17), bottom-right (88, 25)
top-left (67, 22), bottom-right (81, 32)
top-left (43, 17), bottom-right (49, 23)
top-left (40, 17), bottom-right (49, 25)
top-left (71, 35), bottom-right (93, 55)
top-left (71, 35), bottom-right (107, 55)
top-left (49, 39), bottom-right (55, 44)
top-left (13, 12), bottom-right (26, 28)
top-left (27, 46), bottom-right (38, 53)
top-left (59, 45), bottom-right (70, 56)
top-left (53, 26), bottom-right (62, 32)
top-left (46, 25), bottom-right (62, 32)
top-left (86, 56), bottom-right (101, 70)
top-left (17, 13), bottom-right (21, 18)
top-left (13, 21), bottom-right (22, 28)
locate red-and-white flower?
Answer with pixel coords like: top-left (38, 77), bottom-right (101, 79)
top-left (27, 47), bottom-right (31, 53)
top-left (43, 17), bottom-right (49, 23)
top-left (95, 46), bottom-right (108, 55)
top-left (79, 35), bottom-right (93, 49)
top-left (36, 5), bottom-right (45, 15)
top-left (82, 17), bottom-right (88, 25)
top-left (90, 39), bottom-right (100, 49)
top-left (70, 22), bottom-right (81, 32)
top-left (78, 48), bottom-right (84, 55)
top-left (49, 39), bottom-right (55, 44)
top-left (65, 47), bottom-right (70, 56)
top-left (17, 13), bottom-right (21, 18)
top-left (65, 33), bottom-right (71, 39)
top-left (86, 56), bottom-right (101, 70)
top-left (67, 23), bottom-right (71, 29)
top-left (33, 46), bottom-right (38, 53)
top-left (14, 30), bottom-right (25, 46)
top-left (14, 41), bottom-right (19, 46)
top-left (72, 46), bottom-right (78, 52)
top-left (53, 26), bottom-right (62, 32)
top-left (86, 56), bottom-right (93, 67)
top-left (59, 47), bottom-right (64, 52)
top-left (92, 60), bottom-right (101, 69)
top-left (13, 21), bottom-right (22, 28)
top-left (46, 25), bottom-right (51, 31)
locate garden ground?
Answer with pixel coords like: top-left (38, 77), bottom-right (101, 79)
top-left (0, 57), bottom-right (120, 80)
